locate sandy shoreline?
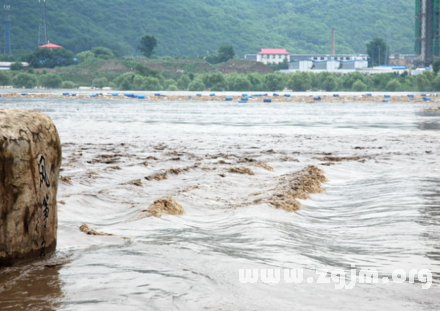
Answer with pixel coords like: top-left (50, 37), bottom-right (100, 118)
top-left (2, 91), bottom-right (440, 103)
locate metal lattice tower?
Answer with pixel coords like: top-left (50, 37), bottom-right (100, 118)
top-left (4, 5), bottom-right (11, 56)
top-left (38, 0), bottom-right (48, 46)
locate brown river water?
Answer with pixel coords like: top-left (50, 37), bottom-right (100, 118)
top-left (1, 95), bottom-right (440, 310)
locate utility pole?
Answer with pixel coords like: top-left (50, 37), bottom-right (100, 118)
top-left (4, 5), bottom-right (11, 56)
top-left (38, 0), bottom-right (48, 46)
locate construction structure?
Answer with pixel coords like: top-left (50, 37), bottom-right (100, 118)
top-left (38, 0), bottom-right (48, 46)
top-left (4, 5), bottom-right (11, 56)
top-left (331, 29), bottom-right (336, 55)
top-left (415, 0), bottom-right (440, 66)
top-left (288, 54), bottom-right (368, 72)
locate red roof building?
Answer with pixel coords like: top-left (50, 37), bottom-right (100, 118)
top-left (39, 43), bottom-right (63, 49)
top-left (257, 48), bottom-right (291, 65)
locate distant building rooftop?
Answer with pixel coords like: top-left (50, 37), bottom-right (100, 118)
top-left (39, 43), bottom-right (63, 49)
top-left (257, 49), bottom-right (291, 55)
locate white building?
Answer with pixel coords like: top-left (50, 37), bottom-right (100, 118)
top-left (0, 62), bottom-right (29, 70)
top-left (256, 49), bottom-right (291, 65)
top-left (287, 54), bottom-right (368, 72)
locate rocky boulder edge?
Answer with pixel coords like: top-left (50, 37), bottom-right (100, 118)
top-left (0, 109), bottom-right (61, 266)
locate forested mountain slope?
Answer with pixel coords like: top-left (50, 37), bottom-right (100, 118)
top-left (4, 0), bottom-right (414, 57)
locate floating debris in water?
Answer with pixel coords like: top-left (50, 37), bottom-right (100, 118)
top-left (143, 197), bottom-right (185, 217)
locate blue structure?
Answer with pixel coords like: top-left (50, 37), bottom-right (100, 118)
top-left (4, 5), bottom-right (11, 56)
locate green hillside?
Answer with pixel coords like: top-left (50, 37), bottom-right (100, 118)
top-left (3, 0), bottom-right (414, 58)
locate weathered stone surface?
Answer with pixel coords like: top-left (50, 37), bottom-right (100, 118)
top-left (0, 109), bottom-right (61, 266)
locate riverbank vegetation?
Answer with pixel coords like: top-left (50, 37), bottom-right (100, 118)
top-left (3, 65), bottom-right (439, 93)
top-left (2, 46), bottom-right (437, 92)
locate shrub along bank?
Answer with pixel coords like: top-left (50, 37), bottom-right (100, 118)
top-left (3, 65), bottom-right (439, 92)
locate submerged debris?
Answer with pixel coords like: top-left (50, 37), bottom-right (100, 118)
top-left (268, 165), bottom-right (327, 212)
top-left (145, 172), bottom-right (168, 181)
top-left (321, 162), bottom-right (335, 166)
top-left (122, 179), bottom-right (143, 187)
top-left (279, 156), bottom-right (300, 162)
top-left (86, 171), bottom-right (99, 178)
top-left (317, 156), bottom-right (371, 162)
top-left (167, 165), bottom-right (194, 175)
top-left (143, 197), bottom-right (185, 217)
top-left (216, 160), bottom-right (232, 165)
top-left (238, 157), bottom-right (256, 163)
top-left (425, 107), bottom-right (440, 111)
top-left (229, 167), bottom-right (255, 175)
top-left (80, 224), bottom-right (114, 236)
top-left (59, 175), bottom-right (72, 184)
top-left (87, 153), bottom-right (124, 164)
top-left (252, 161), bottom-right (274, 171)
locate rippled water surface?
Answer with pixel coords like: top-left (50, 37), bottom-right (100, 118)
top-left (1, 97), bottom-right (440, 310)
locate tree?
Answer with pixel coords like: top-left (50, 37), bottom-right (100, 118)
top-left (287, 72), bottom-right (311, 91)
top-left (188, 78), bottom-right (205, 91)
top-left (206, 45), bottom-right (235, 64)
top-left (246, 73), bottom-right (263, 91)
top-left (433, 60), bottom-right (440, 74)
top-left (76, 51), bottom-right (95, 63)
top-left (0, 54), bottom-right (14, 62)
top-left (322, 75), bottom-right (338, 91)
top-left (39, 73), bottom-right (62, 88)
top-left (231, 75), bottom-right (251, 91)
top-left (217, 45), bottom-right (235, 63)
top-left (25, 48), bottom-right (74, 68)
top-left (352, 79), bottom-right (368, 92)
top-left (13, 73), bottom-right (37, 88)
top-left (366, 37), bottom-right (388, 67)
top-left (141, 76), bottom-right (162, 90)
top-left (263, 74), bottom-right (285, 91)
top-left (92, 77), bottom-right (108, 88)
top-left (343, 72), bottom-right (368, 90)
top-left (138, 35), bottom-right (157, 58)
top-left (205, 54), bottom-right (219, 64)
top-left (385, 79), bottom-right (401, 92)
top-left (177, 74), bottom-right (191, 90)
top-left (204, 72), bottom-right (226, 89)
top-left (134, 63), bottom-right (162, 80)
top-left (432, 75), bottom-right (440, 91)
top-left (10, 62), bottom-right (23, 71)
top-left (91, 46), bottom-right (115, 59)
top-left (167, 84), bottom-right (178, 91)
top-left (114, 72), bottom-right (135, 90)
top-left (0, 71), bottom-right (11, 86)
top-left (61, 81), bottom-right (77, 89)
top-left (163, 79), bottom-right (177, 89)
top-left (416, 74), bottom-right (431, 91)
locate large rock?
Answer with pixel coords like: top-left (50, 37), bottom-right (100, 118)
top-left (0, 109), bottom-right (61, 266)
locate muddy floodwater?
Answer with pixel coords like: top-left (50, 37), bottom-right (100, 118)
top-left (1, 96), bottom-right (440, 310)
